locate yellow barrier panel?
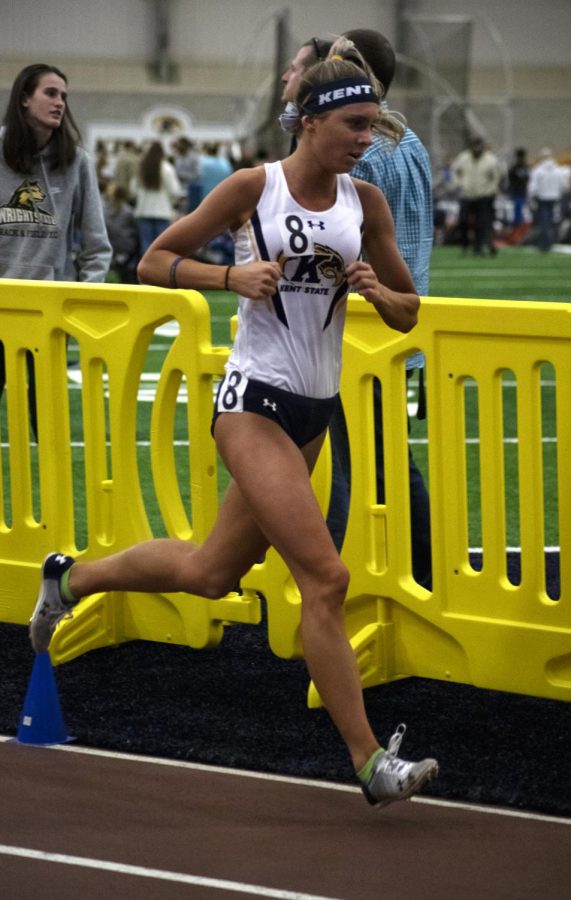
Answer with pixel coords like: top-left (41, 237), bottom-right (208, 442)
top-left (0, 282), bottom-right (570, 705)
top-left (310, 295), bottom-right (571, 705)
top-left (0, 279), bottom-right (260, 657)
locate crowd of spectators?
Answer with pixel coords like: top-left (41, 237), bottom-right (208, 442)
top-left (95, 134), bottom-right (571, 284)
top-left (434, 143), bottom-right (571, 254)
top-left (96, 137), bottom-right (265, 282)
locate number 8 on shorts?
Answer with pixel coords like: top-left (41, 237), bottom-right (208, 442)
top-left (217, 369), bottom-right (248, 412)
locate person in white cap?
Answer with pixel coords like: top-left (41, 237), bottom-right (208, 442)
top-left (528, 147), bottom-right (569, 252)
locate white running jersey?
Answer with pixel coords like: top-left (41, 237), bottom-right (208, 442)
top-left (228, 161), bottom-right (363, 398)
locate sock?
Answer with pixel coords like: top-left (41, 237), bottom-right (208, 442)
top-left (60, 567), bottom-right (78, 603)
top-left (357, 747), bottom-right (385, 784)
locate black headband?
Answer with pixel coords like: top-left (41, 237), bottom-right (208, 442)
top-left (302, 77), bottom-right (380, 114)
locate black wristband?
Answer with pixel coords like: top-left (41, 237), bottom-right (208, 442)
top-left (169, 256), bottom-right (185, 289)
top-left (224, 265), bottom-right (234, 291)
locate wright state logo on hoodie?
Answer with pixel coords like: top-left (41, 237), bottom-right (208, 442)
top-left (0, 179), bottom-right (57, 227)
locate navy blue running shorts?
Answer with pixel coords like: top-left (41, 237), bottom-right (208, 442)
top-left (212, 371), bottom-right (338, 448)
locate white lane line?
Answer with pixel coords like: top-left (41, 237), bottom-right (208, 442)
top-left (3, 437), bottom-right (558, 447)
top-left (1, 737), bottom-right (568, 826)
top-left (65, 369), bottom-right (224, 404)
top-left (0, 441), bottom-right (192, 448)
top-left (0, 844), bottom-right (339, 899)
top-left (408, 436), bottom-right (557, 444)
top-left (412, 797), bottom-right (571, 825)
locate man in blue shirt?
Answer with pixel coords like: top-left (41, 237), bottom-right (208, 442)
top-left (324, 29), bottom-right (433, 588)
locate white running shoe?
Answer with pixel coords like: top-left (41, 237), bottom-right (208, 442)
top-left (361, 723), bottom-right (439, 808)
top-left (29, 553), bottom-right (77, 654)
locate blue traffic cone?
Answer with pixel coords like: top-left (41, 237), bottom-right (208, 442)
top-left (15, 652), bottom-right (73, 745)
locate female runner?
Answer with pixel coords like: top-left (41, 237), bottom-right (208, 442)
top-left (30, 54), bottom-right (438, 808)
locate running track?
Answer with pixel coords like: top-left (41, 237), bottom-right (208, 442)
top-left (1, 737), bottom-right (569, 899)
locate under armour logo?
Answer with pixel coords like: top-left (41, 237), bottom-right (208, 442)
top-left (307, 220), bottom-right (325, 230)
top-left (263, 398), bottom-right (277, 412)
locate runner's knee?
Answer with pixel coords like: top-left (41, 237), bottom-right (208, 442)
top-left (302, 558), bottom-right (350, 611)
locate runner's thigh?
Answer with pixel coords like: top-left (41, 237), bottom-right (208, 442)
top-left (214, 413), bottom-right (338, 580)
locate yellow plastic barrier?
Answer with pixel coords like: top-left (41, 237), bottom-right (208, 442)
top-left (0, 280), bottom-right (260, 656)
top-left (0, 281), bottom-right (570, 705)
top-left (308, 296), bottom-right (571, 705)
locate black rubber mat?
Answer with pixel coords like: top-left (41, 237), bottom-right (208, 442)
top-left (2, 553), bottom-right (569, 817)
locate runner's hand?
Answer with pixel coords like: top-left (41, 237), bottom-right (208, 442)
top-left (345, 261), bottom-right (382, 302)
top-left (230, 262), bottom-right (282, 300)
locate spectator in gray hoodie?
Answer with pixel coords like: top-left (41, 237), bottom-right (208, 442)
top-left (0, 63), bottom-right (112, 434)
top-left (0, 63), bottom-right (111, 281)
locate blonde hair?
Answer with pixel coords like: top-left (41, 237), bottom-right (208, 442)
top-left (301, 37), bottom-right (406, 144)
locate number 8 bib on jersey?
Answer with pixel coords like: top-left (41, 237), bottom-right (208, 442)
top-left (276, 213), bottom-right (326, 257)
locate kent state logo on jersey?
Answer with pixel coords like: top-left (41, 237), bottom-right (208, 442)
top-left (277, 242), bottom-right (345, 289)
